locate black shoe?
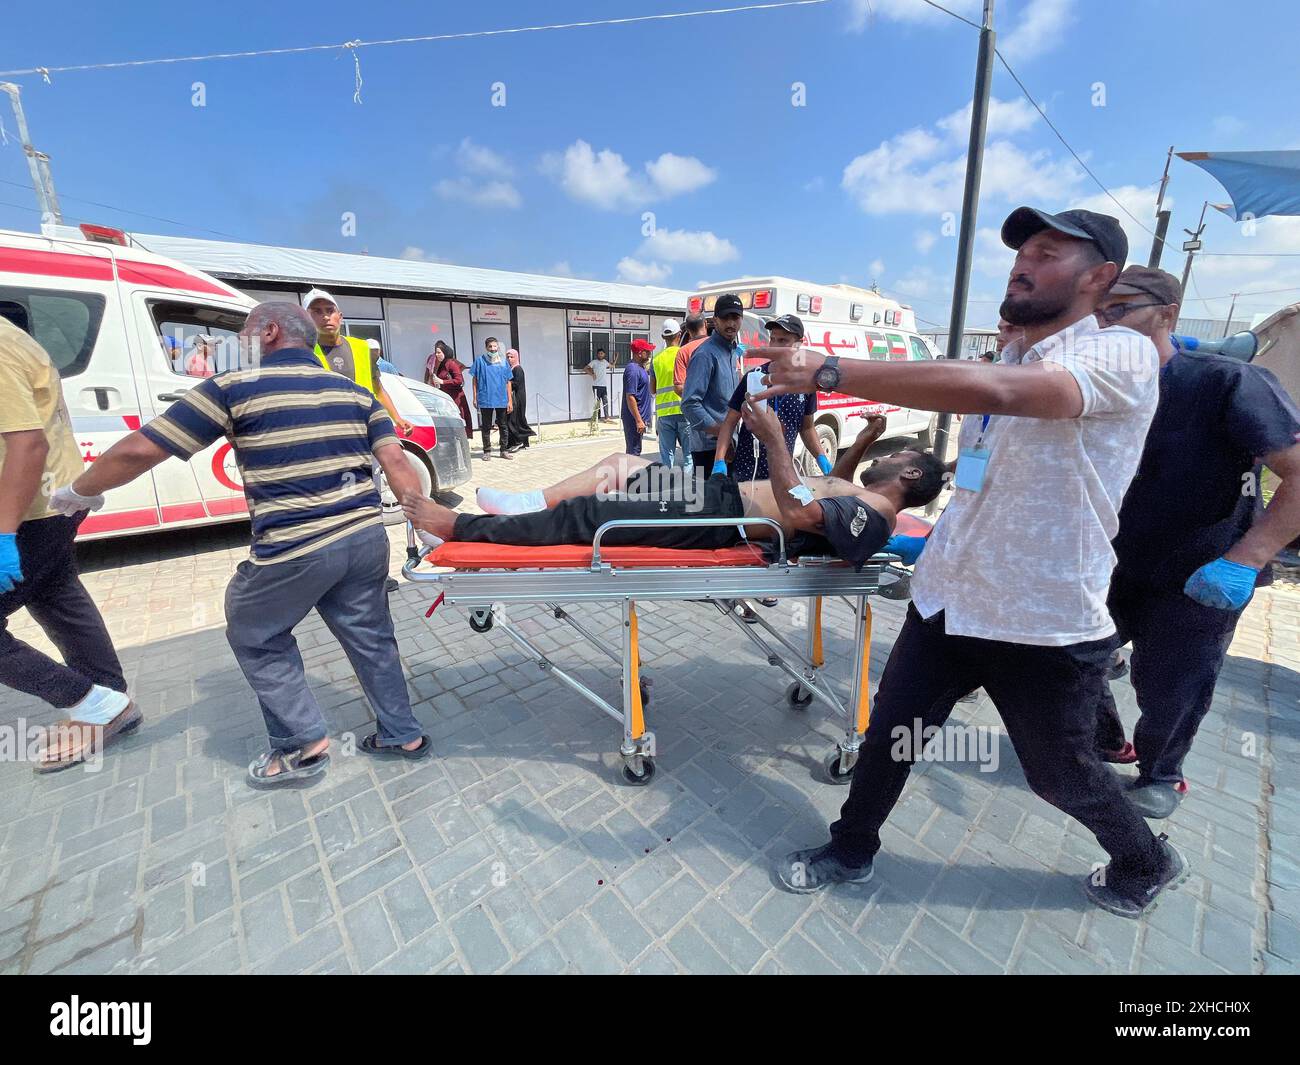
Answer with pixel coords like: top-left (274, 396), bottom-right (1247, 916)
top-left (1108, 652), bottom-right (1128, 680)
top-left (776, 843), bottom-right (874, 894)
top-left (1124, 778), bottom-right (1188, 819)
top-left (385, 577), bottom-right (399, 594)
top-left (1085, 833), bottom-right (1188, 918)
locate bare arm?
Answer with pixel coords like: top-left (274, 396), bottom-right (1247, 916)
top-left (0, 430), bottom-right (49, 533)
top-left (1225, 443), bottom-right (1300, 569)
top-left (374, 442), bottom-right (422, 505)
top-left (761, 349), bottom-right (1084, 419)
top-left (740, 399), bottom-right (823, 534)
top-left (625, 390), bottom-right (642, 428)
top-left (72, 431), bottom-right (171, 496)
top-left (829, 414), bottom-right (887, 481)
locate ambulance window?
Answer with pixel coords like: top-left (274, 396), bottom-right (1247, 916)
top-left (149, 300), bottom-right (248, 378)
top-left (865, 331), bottom-right (888, 360)
top-left (0, 286), bottom-right (106, 378)
top-left (909, 337), bottom-right (934, 361)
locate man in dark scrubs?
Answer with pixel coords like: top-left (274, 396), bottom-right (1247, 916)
top-left (1094, 266), bottom-right (1300, 816)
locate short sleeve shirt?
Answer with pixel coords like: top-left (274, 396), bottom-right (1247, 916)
top-left (622, 362), bottom-right (653, 423)
top-left (588, 358), bottom-right (610, 388)
top-left (789, 496), bottom-right (890, 569)
top-left (1112, 350), bottom-right (1300, 589)
top-left (469, 353), bottom-right (513, 408)
top-left (910, 315), bottom-right (1160, 646)
top-left (727, 362), bottom-right (817, 479)
top-left (0, 317), bottom-right (84, 523)
top-left (140, 348), bottom-right (397, 564)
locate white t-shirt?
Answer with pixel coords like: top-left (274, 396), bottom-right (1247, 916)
top-left (588, 358), bottom-right (610, 387)
top-left (910, 314), bottom-right (1159, 647)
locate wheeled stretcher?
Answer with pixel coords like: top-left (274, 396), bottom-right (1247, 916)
top-left (402, 513), bottom-right (929, 786)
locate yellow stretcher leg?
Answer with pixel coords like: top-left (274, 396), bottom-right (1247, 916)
top-left (853, 600), bottom-right (873, 736)
top-left (812, 596), bottom-right (824, 668)
top-left (627, 601), bottom-right (645, 740)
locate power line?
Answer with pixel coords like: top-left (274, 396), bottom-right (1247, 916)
top-left (0, 2), bottom-right (832, 79)
top-left (916, 0), bottom-right (983, 30)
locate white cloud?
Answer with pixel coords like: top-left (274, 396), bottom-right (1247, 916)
top-left (455, 138), bottom-right (510, 176)
top-left (937, 97), bottom-right (1040, 142)
top-left (548, 261), bottom-right (575, 277)
top-left (542, 140), bottom-right (716, 210)
top-left (435, 178), bottom-right (522, 209)
top-left (869, 258), bottom-right (886, 278)
top-left (847, 0), bottom-right (978, 30)
top-left (1070, 184), bottom-right (1164, 268)
top-left (803, 176), bottom-right (826, 193)
top-left (639, 228), bottom-right (740, 265)
top-left (915, 230), bottom-right (939, 254)
top-left (400, 246), bottom-right (429, 260)
top-left (1001, 0), bottom-right (1076, 62)
top-left (616, 258), bottom-right (672, 284)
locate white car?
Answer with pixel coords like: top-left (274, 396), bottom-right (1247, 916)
top-left (376, 372), bottom-right (473, 524)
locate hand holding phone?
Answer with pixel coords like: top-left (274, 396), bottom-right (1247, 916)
top-left (746, 369), bottom-right (768, 411)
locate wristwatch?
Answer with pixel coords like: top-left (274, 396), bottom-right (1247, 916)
top-left (814, 355), bottom-right (842, 392)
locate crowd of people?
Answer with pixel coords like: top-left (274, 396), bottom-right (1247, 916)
top-left (2, 202), bottom-right (1298, 922)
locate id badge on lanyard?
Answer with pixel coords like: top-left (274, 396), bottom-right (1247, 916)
top-left (954, 415), bottom-right (992, 493)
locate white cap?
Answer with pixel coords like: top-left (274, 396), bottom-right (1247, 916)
top-left (301, 287), bottom-right (337, 311)
top-left (661, 318), bottom-right (681, 337)
top-left (366, 338), bottom-right (381, 350)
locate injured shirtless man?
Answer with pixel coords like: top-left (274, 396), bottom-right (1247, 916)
top-left (403, 403), bottom-right (947, 567)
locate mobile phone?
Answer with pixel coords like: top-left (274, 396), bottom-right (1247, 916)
top-left (746, 369), bottom-right (767, 411)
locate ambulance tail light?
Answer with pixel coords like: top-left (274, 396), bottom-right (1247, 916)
top-left (79, 223), bottom-right (129, 246)
top-left (752, 289), bottom-right (773, 310)
top-left (810, 296), bottom-right (823, 314)
top-left (687, 296), bottom-right (704, 315)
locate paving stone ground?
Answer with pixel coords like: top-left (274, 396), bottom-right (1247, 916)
top-left (1, 426), bottom-right (1296, 974)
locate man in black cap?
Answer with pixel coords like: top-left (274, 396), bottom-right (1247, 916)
top-left (1092, 265), bottom-right (1300, 815)
top-left (759, 206), bottom-right (1186, 918)
top-left (681, 293), bottom-right (744, 472)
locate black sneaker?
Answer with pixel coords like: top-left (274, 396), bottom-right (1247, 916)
top-left (1085, 833), bottom-right (1188, 918)
top-left (385, 577), bottom-right (400, 594)
top-left (777, 844), bottom-right (874, 894)
top-left (1125, 778), bottom-right (1188, 819)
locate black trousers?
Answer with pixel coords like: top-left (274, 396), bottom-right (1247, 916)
top-left (1093, 571), bottom-right (1243, 784)
top-left (0, 514), bottom-right (126, 709)
top-left (829, 603), bottom-right (1163, 880)
top-left (478, 407), bottom-right (510, 454)
top-left (454, 467), bottom-right (744, 549)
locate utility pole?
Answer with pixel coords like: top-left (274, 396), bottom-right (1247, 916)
top-left (1, 81), bottom-right (63, 224)
top-left (1148, 145), bottom-right (1173, 268)
top-left (933, 0), bottom-right (995, 466)
top-left (1223, 293), bottom-right (1239, 337)
top-left (1180, 200), bottom-right (1209, 297)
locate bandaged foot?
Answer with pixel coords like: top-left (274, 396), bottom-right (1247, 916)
top-left (477, 487), bottom-right (546, 515)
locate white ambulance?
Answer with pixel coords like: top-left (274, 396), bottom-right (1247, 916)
top-left (687, 277), bottom-right (942, 470)
top-left (0, 224), bottom-right (470, 539)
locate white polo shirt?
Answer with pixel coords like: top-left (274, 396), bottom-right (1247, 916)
top-left (910, 314), bottom-right (1159, 647)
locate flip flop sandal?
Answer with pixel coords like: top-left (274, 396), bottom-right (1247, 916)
top-left (35, 704), bottom-right (143, 774)
top-left (361, 733), bottom-right (433, 760)
top-left (247, 746), bottom-right (330, 788)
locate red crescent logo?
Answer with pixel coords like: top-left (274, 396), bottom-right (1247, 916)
top-left (211, 443), bottom-right (242, 492)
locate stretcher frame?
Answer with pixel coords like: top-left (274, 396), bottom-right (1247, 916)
top-left (402, 517), bottom-right (912, 786)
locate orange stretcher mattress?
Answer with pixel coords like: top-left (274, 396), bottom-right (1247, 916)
top-left (425, 512), bottom-right (933, 571)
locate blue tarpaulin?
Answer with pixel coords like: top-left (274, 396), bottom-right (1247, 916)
top-left (1177, 150), bottom-right (1300, 220)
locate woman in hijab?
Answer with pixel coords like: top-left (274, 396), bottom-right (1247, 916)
top-left (505, 348), bottom-right (537, 452)
top-left (425, 340), bottom-right (472, 434)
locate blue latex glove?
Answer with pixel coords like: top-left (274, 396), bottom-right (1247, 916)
top-left (711, 460), bottom-right (728, 476)
top-left (1183, 556), bottom-right (1258, 610)
top-left (0, 533), bottom-right (22, 595)
top-left (883, 534), bottom-right (927, 565)
top-left (816, 453), bottom-right (833, 475)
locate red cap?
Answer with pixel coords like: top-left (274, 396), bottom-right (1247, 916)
top-left (630, 339), bottom-right (656, 353)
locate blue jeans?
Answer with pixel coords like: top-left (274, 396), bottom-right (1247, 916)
top-left (655, 414), bottom-right (693, 469)
top-left (224, 524), bottom-right (423, 751)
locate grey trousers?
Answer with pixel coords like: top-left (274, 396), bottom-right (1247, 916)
top-left (224, 524), bottom-right (423, 751)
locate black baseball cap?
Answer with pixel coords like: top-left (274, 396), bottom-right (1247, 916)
top-left (1001, 206), bottom-right (1128, 268)
top-left (766, 313), bottom-right (805, 339)
top-left (713, 293), bottom-right (744, 318)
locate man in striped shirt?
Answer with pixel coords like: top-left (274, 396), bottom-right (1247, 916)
top-left (50, 303), bottom-right (432, 787)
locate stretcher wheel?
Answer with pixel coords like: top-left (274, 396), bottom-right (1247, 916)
top-left (786, 681), bottom-right (814, 711)
top-left (621, 758), bottom-right (656, 787)
top-left (468, 610), bottom-right (493, 633)
top-left (824, 749), bottom-right (856, 784)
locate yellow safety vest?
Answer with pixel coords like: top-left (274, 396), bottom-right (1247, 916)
top-left (652, 345), bottom-right (682, 417)
top-left (313, 335), bottom-right (376, 395)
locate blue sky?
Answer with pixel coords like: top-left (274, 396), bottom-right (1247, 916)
top-left (3, 0), bottom-right (1299, 327)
